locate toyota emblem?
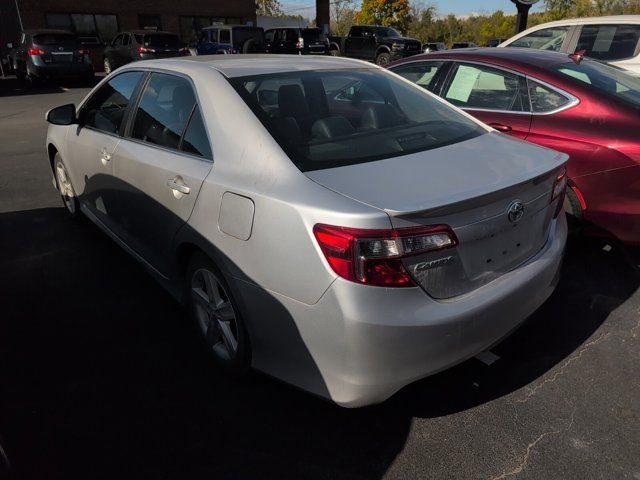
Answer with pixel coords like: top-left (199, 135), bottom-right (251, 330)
top-left (507, 200), bottom-right (525, 223)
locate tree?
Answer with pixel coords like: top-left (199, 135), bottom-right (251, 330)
top-left (332, 0), bottom-right (358, 36)
top-left (355, 0), bottom-right (412, 34)
top-left (257, 0), bottom-right (284, 16)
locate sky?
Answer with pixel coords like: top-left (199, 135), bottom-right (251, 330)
top-left (280, 0), bottom-right (545, 19)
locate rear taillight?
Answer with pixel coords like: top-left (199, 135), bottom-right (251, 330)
top-left (551, 166), bottom-right (568, 218)
top-left (138, 46), bottom-right (156, 54)
top-left (179, 47), bottom-right (189, 55)
top-left (28, 48), bottom-right (44, 56)
top-left (313, 224), bottom-right (458, 288)
top-left (296, 37), bottom-right (304, 49)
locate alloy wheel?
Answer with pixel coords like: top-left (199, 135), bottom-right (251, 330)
top-left (55, 160), bottom-right (76, 215)
top-left (191, 268), bottom-right (239, 361)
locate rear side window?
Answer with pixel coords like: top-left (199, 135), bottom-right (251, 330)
top-left (444, 63), bottom-right (527, 112)
top-left (509, 26), bottom-right (569, 51)
top-left (391, 61), bottom-right (443, 91)
top-left (576, 25), bottom-right (640, 61)
top-left (181, 106), bottom-right (212, 159)
top-left (219, 29), bottom-right (231, 44)
top-left (131, 73), bottom-right (196, 150)
top-left (229, 69), bottom-right (484, 171)
top-left (527, 79), bottom-right (570, 113)
top-left (82, 71), bottom-right (143, 134)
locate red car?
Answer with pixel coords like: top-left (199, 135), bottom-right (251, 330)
top-left (388, 48), bottom-right (640, 244)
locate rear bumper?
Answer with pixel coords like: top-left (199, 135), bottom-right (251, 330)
top-left (250, 214), bottom-right (567, 407)
top-left (29, 62), bottom-right (93, 79)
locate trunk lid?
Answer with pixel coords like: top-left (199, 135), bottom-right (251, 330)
top-left (306, 132), bottom-right (567, 298)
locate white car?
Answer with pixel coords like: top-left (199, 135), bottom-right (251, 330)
top-left (500, 15), bottom-right (640, 74)
top-left (45, 55), bottom-right (568, 407)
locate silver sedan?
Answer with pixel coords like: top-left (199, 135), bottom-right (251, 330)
top-left (45, 55), bottom-right (568, 407)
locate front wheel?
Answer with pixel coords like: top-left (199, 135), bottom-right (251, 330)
top-left (54, 154), bottom-right (81, 219)
top-left (187, 254), bottom-right (250, 374)
top-left (375, 52), bottom-right (391, 66)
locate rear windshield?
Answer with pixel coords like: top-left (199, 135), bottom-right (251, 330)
top-left (552, 59), bottom-right (640, 107)
top-left (233, 28), bottom-right (264, 44)
top-left (229, 69), bottom-right (484, 171)
top-left (145, 34), bottom-right (180, 47)
top-left (302, 28), bottom-right (326, 41)
top-left (33, 34), bottom-right (79, 46)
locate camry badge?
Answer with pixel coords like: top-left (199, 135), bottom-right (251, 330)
top-left (507, 200), bottom-right (525, 224)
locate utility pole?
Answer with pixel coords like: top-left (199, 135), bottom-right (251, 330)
top-left (510, 0), bottom-right (540, 34)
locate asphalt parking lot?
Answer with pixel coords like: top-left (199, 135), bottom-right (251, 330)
top-left (1, 76), bottom-right (639, 480)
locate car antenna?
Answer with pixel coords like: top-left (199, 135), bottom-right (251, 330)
top-left (569, 49), bottom-right (586, 65)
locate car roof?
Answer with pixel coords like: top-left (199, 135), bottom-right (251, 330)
top-left (397, 48), bottom-right (577, 72)
top-left (523, 14), bottom-right (640, 28)
top-left (125, 54), bottom-right (374, 78)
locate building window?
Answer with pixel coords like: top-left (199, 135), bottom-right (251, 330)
top-left (45, 13), bottom-right (119, 44)
top-left (179, 16), bottom-right (243, 43)
top-left (139, 15), bottom-right (162, 32)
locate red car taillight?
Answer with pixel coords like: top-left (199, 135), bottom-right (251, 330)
top-left (551, 166), bottom-right (568, 218)
top-left (313, 224), bottom-right (458, 288)
top-left (28, 48), bottom-right (44, 55)
top-left (138, 46), bottom-right (156, 54)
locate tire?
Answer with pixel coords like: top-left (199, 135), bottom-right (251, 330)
top-left (242, 38), bottom-right (255, 54)
top-left (375, 52), bottom-right (391, 66)
top-left (330, 47), bottom-right (340, 56)
top-left (103, 57), bottom-right (112, 75)
top-left (186, 253), bottom-right (251, 374)
top-left (54, 154), bottom-right (81, 219)
top-left (564, 187), bottom-right (584, 235)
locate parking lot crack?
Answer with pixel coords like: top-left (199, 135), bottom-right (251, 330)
top-left (490, 409), bottom-right (576, 480)
top-left (514, 332), bottom-right (610, 404)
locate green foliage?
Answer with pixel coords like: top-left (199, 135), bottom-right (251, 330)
top-left (331, 0), bottom-right (359, 36)
top-left (355, 0), bottom-right (412, 33)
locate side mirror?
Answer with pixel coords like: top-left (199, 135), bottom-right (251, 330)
top-left (46, 104), bottom-right (77, 125)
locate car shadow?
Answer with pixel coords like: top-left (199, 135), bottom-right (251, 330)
top-left (0, 76), bottom-right (101, 98)
top-left (0, 205), bottom-right (637, 479)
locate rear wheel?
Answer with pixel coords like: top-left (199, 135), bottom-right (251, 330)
top-left (187, 254), bottom-right (250, 374)
top-left (54, 154), bottom-right (81, 219)
top-left (375, 52), bottom-right (391, 66)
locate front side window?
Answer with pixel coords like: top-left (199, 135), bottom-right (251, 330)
top-left (527, 79), bottom-right (570, 113)
top-left (552, 59), bottom-right (640, 107)
top-left (230, 69), bottom-right (484, 171)
top-left (576, 24), bottom-right (640, 61)
top-left (112, 34), bottom-right (123, 47)
top-left (264, 30), bottom-right (275, 43)
top-left (391, 61), bottom-right (443, 92)
top-left (123, 33), bottom-right (131, 46)
top-left (509, 26), bottom-right (569, 52)
top-left (82, 71), bottom-right (143, 134)
top-left (444, 63), bottom-right (527, 112)
top-left (131, 73), bottom-right (197, 150)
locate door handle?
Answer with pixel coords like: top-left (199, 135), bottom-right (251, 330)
top-left (167, 177), bottom-right (190, 195)
top-left (488, 122), bottom-right (512, 133)
top-left (100, 148), bottom-right (111, 165)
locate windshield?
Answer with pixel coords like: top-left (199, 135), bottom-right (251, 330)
top-left (229, 69), bottom-right (484, 171)
top-left (33, 34), bottom-right (79, 46)
top-left (145, 34), bottom-right (181, 47)
top-left (552, 59), bottom-right (640, 107)
top-left (380, 27), bottom-right (400, 37)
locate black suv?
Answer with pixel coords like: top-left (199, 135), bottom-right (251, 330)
top-left (10, 30), bottom-right (94, 83)
top-left (192, 26), bottom-right (265, 55)
top-left (328, 26), bottom-right (422, 65)
top-left (264, 28), bottom-right (329, 55)
top-left (103, 31), bottom-right (188, 74)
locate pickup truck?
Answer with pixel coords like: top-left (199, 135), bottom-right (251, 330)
top-left (328, 25), bottom-right (422, 66)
